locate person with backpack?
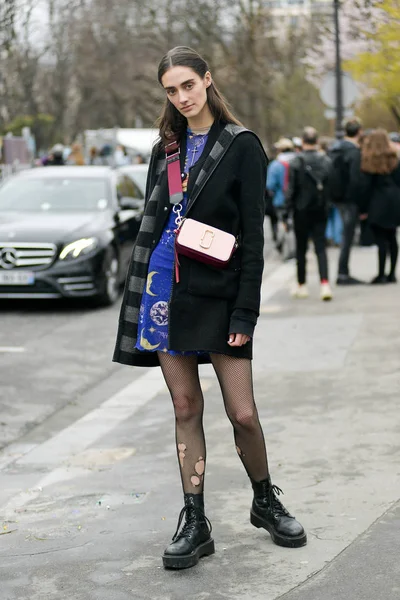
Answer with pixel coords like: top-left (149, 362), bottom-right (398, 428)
top-left (328, 117), bottom-right (364, 285)
top-left (266, 138), bottom-right (296, 252)
top-left (286, 127), bottom-right (333, 301)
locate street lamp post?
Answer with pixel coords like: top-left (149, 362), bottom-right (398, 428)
top-left (333, 0), bottom-right (344, 137)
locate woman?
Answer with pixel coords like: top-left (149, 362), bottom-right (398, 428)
top-left (66, 142), bottom-right (85, 166)
top-left (114, 46), bottom-right (306, 570)
top-left (89, 146), bottom-right (103, 166)
top-left (357, 129), bottom-right (400, 284)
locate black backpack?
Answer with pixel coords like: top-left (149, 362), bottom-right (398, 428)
top-left (327, 144), bottom-right (347, 202)
top-left (298, 154), bottom-right (331, 212)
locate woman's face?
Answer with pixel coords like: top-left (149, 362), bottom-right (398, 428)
top-left (161, 66), bottom-right (211, 120)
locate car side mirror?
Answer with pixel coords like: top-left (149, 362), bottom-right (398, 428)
top-left (119, 197), bottom-right (143, 210)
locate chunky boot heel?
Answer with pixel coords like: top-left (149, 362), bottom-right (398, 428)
top-left (250, 477), bottom-right (307, 549)
top-left (162, 493), bottom-right (215, 570)
top-left (250, 511), bottom-right (264, 529)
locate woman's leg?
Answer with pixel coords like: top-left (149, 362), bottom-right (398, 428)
top-left (210, 353), bottom-right (306, 548)
top-left (209, 354), bottom-right (269, 481)
top-left (158, 353), bottom-right (206, 494)
top-left (158, 353), bottom-right (214, 569)
top-left (311, 217), bottom-right (329, 282)
top-left (371, 225), bottom-right (387, 278)
top-left (387, 228), bottom-right (398, 278)
top-left (294, 215), bottom-right (309, 285)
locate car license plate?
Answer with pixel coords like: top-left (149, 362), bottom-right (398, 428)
top-left (0, 271), bottom-right (35, 285)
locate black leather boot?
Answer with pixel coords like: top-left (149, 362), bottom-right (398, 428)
top-left (250, 476), bottom-right (307, 548)
top-left (162, 493), bottom-right (215, 569)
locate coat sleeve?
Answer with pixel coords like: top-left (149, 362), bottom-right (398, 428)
top-left (228, 134), bottom-right (268, 338)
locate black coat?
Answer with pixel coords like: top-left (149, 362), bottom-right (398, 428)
top-left (357, 163), bottom-right (400, 229)
top-left (113, 121), bottom-right (268, 367)
top-left (329, 139), bottom-right (361, 204)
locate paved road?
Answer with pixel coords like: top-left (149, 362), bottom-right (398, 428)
top-left (0, 242), bottom-right (399, 600)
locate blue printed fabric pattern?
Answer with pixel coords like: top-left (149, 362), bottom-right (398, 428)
top-left (135, 130), bottom-right (209, 354)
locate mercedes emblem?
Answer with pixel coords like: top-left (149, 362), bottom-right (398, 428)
top-left (0, 248), bottom-right (18, 270)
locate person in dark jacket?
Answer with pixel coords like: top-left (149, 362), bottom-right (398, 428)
top-left (286, 127), bottom-right (333, 301)
top-left (356, 129), bottom-right (400, 283)
top-left (113, 46), bottom-right (306, 570)
top-left (329, 117), bottom-right (364, 285)
top-left (46, 143), bottom-right (65, 166)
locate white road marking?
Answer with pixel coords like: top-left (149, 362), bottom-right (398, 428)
top-left (17, 368), bottom-right (166, 467)
top-left (0, 443), bottom-right (37, 470)
top-left (0, 346), bottom-right (26, 353)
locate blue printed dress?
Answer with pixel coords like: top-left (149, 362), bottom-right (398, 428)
top-left (135, 130), bottom-right (209, 354)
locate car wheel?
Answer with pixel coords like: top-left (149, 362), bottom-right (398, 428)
top-left (96, 246), bottom-right (120, 306)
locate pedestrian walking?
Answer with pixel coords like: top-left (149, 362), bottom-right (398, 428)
top-left (356, 129), bottom-right (400, 284)
top-left (266, 138), bottom-right (296, 248)
top-left (113, 46), bottom-right (306, 570)
top-left (113, 145), bottom-right (131, 166)
top-left (286, 127), bottom-right (333, 301)
top-left (89, 146), bottom-right (103, 166)
top-left (46, 144), bottom-right (65, 166)
top-left (328, 117), bottom-right (364, 285)
top-left (66, 142), bottom-right (85, 165)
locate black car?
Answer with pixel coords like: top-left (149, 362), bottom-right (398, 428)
top-left (0, 166), bottom-right (144, 305)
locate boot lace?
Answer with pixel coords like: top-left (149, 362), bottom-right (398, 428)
top-left (172, 505), bottom-right (212, 542)
top-left (268, 484), bottom-right (291, 518)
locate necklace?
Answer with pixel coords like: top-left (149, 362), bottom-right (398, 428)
top-left (190, 127), bottom-right (211, 135)
top-left (188, 134), bottom-right (207, 167)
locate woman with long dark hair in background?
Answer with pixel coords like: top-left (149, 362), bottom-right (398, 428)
top-left (113, 46), bottom-right (306, 570)
top-left (357, 129), bottom-right (400, 283)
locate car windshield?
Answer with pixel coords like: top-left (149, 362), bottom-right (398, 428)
top-left (132, 171), bottom-right (147, 193)
top-left (0, 177), bottom-right (109, 212)
top-left (127, 169), bottom-right (148, 194)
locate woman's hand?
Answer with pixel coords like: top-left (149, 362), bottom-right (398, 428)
top-left (228, 333), bottom-right (251, 347)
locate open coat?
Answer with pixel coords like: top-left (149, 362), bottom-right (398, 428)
top-left (113, 120), bottom-right (268, 367)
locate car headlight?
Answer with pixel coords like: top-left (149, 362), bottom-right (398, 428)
top-left (59, 237), bottom-right (98, 260)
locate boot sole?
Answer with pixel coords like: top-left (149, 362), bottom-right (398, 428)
top-left (250, 510), bottom-right (307, 548)
top-left (162, 538), bottom-right (215, 569)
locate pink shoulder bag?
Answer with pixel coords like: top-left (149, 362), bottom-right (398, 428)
top-left (165, 140), bottom-right (238, 283)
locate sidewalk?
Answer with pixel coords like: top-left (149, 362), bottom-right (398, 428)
top-left (280, 500), bottom-right (400, 600)
top-left (0, 245), bottom-right (399, 600)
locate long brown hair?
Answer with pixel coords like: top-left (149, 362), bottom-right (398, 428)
top-left (361, 129), bottom-right (399, 175)
top-left (157, 46), bottom-right (242, 145)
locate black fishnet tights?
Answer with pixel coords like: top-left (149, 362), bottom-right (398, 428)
top-left (210, 354), bottom-right (269, 482)
top-left (158, 353), bottom-right (206, 494)
top-left (158, 352), bottom-right (269, 494)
